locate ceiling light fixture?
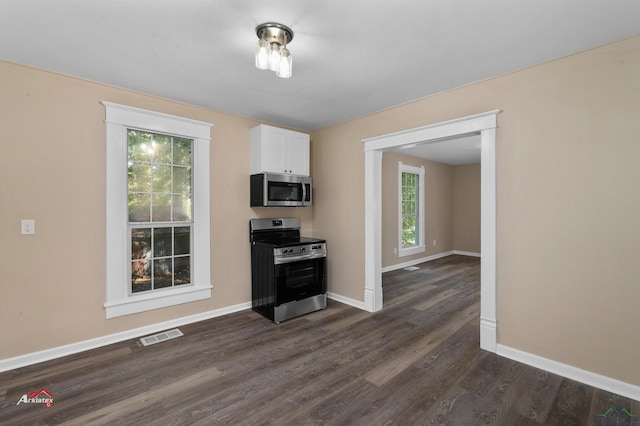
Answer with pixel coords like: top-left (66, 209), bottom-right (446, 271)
top-left (255, 22), bottom-right (293, 78)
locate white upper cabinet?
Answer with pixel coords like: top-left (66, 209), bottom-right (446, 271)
top-left (250, 124), bottom-right (310, 175)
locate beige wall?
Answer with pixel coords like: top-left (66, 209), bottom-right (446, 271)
top-left (0, 61), bottom-right (312, 359)
top-left (2, 34), bottom-right (640, 388)
top-left (452, 163), bottom-right (481, 253)
top-left (380, 155), bottom-right (480, 269)
top-left (312, 36), bottom-right (640, 386)
top-left (381, 152), bottom-right (453, 268)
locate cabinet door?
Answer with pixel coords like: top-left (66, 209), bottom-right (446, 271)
top-left (250, 124), bottom-right (309, 175)
top-left (261, 126), bottom-right (288, 173)
top-left (287, 132), bottom-right (310, 175)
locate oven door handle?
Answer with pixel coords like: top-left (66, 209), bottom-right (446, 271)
top-left (274, 252), bottom-right (326, 265)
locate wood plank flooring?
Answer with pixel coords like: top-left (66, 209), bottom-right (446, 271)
top-left (1, 255), bottom-right (638, 425)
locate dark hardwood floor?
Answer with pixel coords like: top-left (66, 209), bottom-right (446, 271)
top-left (1, 255), bottom-right (638, 425)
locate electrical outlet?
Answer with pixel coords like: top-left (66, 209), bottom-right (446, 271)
top-left (21, 219), bottom-right (35, 235)
top-left (393, 247), bottom-right (397, 254)
top-left (432, 239), bottom-right (437, 246)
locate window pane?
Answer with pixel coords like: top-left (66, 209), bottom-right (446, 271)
top-left (129, 193), bottom-right (151, 222)
top-left (152, 194), bottom-right (172, 221)
top-left (153, 227), bottom-right (173, 257)
top-left (174, 227), bottom-right (190, 255)
top-left (132, 227), bottom-right (192, 294)
top-left (152, 134), bottom-right (171, 164)
top-left (174, 256), bottom-right (190, 286)
top-left (152, 164), bottom-right (172, 193)
top-left (131, 261), bottom-right (152, 293)
top-left (402, 172), bottom-right (415, 187)
top-left (129, 131), bottom-right (193, 225)
top-left (173, 166), bottom-right (191, 194)
top-left (154, 258), bottom-right (173, 289)
top-left (402, 200), bottom-right (415, 215)
top-left (131, 228), bottom-right (152, 260)
top-left (131, 227), bottom-right (152, 293)
top-left (172, 195), bottom-right (192, 221)
top-left (128, 162), bottom-right (151, 193)
top-left (173, 138), bottom-right (192, 166)
top-left (402, 216), bottom-right (417, 248)
top-left (128, 131), bottom-right (152, 162)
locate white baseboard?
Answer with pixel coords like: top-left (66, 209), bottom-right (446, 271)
top-left (381, 250), bottom-right (481, 273)
top-left (0, 302), bottom-right (252, 373)
top-left (381, 251), bottom-right (454, 273)
top-left (480, 316), bottom-right (497, 352)
top-left (453, 250), bottom-right (481, 257)
top-left (497, 344), bottom-right (640, 402)
top-left (328, 292), bottom-right (367, 311)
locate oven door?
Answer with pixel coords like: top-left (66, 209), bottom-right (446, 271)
top-left (274, 257), bottom-right (326, 305)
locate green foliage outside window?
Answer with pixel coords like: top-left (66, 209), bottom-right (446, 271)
top-left (401, 172), bottom-right (419, 248)
top-left (127, 130), bottom-right (193, 294)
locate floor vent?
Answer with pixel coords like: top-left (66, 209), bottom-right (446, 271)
top-left (404, 266), bottom-right (420, 271)
top-left (140, 328), bottom-right (183, 346)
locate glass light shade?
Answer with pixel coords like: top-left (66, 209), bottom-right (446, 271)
top-left (276, 48), bottom-right (292, 78)
top-left (269, 43), bottom-right (280, 71)
top-left (255, 39), bottom-right (269, 70)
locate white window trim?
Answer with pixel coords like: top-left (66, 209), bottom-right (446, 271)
top-left (102, 101), bottom-right (213, 318)
top-left (398, 161), bottom-right (425, 257)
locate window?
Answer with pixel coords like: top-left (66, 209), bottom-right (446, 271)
top-left (398, 162), bottom-right (425, 257)
top-left (103, 102), bottom-right (213, 318)
top-left (128, 130), bottom-right (193, 294)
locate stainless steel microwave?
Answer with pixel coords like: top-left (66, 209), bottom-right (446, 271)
top-left (250, 173), bottom-right (312, 207)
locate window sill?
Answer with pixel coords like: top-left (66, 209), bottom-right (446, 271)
top-left (104, 284), bottom-right (212, 319)
top-left (399, 245), bottom-right (425, 257)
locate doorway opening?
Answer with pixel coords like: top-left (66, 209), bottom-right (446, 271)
top-left (362, 110), bottom-right (499, 352)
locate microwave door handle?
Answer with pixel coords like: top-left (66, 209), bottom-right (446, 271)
top-left (301, 181), bottom-right (306, 203)
top-left (263, 175), bottom-right (269, 207)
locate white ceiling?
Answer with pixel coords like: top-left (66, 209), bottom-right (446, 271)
top-left (390, 133), bottom-right (482, 165)
top-left (2, 0), bottom-right (639, 141)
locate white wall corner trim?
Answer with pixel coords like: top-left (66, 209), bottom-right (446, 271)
top-left (363, 110), bottom-right (500, 352)
top-left (364, 149), bottom-right (383, 312)
top-left (497, 344), bottom-right (640, 402)
top-left (0, 302), bottom-right (252, 373)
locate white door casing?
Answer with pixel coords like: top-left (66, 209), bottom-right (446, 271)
top-left (362, 110), bottom-right (499, 352)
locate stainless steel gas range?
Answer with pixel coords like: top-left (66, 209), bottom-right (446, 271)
top-left (249, 218), bottom-right (327, 323)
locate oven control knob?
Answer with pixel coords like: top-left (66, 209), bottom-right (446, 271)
top-left (301, 247), bottom-right (306, 252)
